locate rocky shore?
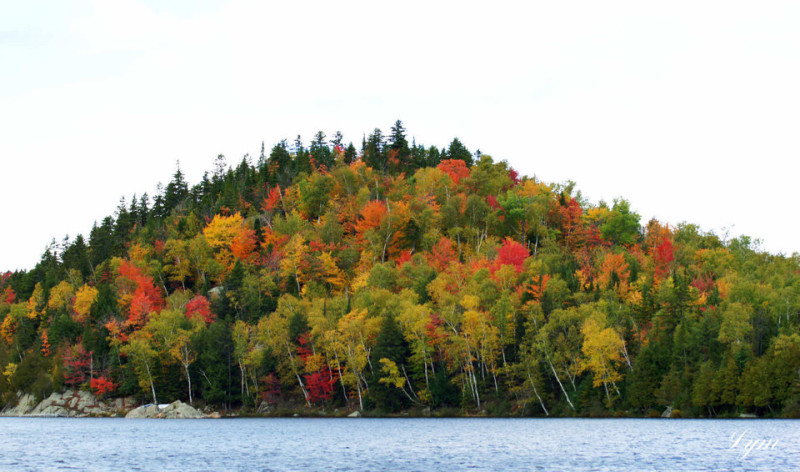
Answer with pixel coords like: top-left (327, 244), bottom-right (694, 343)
top-left (1, 391), bottom-right (210, 419)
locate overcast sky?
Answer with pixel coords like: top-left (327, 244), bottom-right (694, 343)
top-left (2, 1), bottom-right (799, 271)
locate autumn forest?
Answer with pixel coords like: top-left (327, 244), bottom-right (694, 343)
top-left (2, 121), bottom-right (799, 418)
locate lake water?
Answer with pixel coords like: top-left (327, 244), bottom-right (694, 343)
top-left (0, 417), bottom-right (797, 471)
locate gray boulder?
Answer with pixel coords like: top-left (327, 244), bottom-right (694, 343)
top-left (125, 404), bottom-right (162, 419)
top-left (125, 401), bottom-right (204, 419)
top-left (159, 401), bottom-right (204, 419)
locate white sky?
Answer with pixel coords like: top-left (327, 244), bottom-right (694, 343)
top-left (2, 0), bottom-right (799, 271)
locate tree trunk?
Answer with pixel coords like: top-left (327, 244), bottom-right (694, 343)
top-left (546, 354), bottom-right (575, 411)
top-left (355, 377), bottom-right (364, 411)
top-left (287, 346), bottom-right (311, 407)
top-left (144, 360), bottom-right (157, 405)
top-left (184, 363), bottom-right (193, 405)
top-left (527, 371), bottom-right (549, 416)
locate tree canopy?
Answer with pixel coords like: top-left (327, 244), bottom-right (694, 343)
top-left (1, 121), bottom-right (798, 418)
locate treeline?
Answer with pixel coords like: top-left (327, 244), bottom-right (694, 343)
top-left (2, 120), bottom-right (799, 417)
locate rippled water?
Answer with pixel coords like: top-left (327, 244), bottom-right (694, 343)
top-left (0, 417), bottom-right (798, 471)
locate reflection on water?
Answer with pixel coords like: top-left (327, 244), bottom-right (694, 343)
top-left (0, 417), bottom-right (798, 471)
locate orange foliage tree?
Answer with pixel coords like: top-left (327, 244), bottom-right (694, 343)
top-left (117, 260), bottom-right (164, 330)
top-left (437, 159), bottom-right (470, 185)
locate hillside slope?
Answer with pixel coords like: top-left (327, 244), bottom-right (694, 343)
top-left (2, 122), bottom-right (799, 417)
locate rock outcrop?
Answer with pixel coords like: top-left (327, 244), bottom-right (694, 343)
top-left (0, 393), bottom-right (38, 416)
top-left (125, 400), bottom-right (204, 419)
top-left (1, 390), bottom-right (136, 417)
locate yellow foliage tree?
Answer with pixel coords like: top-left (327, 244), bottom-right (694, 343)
top-left (337, 308), bottom-right (381, 410)
top-left (580, 312), bottom-right (625, 405)
top-left (203, 212), bottom-right (252, 276)
top-left (47, 281), bottom-right (75, 312)
top-left (164, 239), bottom-right (193, 289)
top-left (73, 284), bottom-right (99, 323)
top-left (280, 234), bottom-right (308, 294)
top-left (146, 308), bottom-right (205, 404)
top-left (26, 283), bottom-right (45, 320)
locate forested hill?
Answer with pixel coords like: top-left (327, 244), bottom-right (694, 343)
top-left (2, 121), bottom-right (799, 417)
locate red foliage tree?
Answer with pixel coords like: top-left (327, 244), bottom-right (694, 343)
top-left (40, 330), bottom-right (50, 357)
top-left (118, 260), bottom-right (165, 329)
top-left (186, 295), bottom-right (215, 324)
top-left (558, 198), bottom-right (585, 250)
top-left (654, 237), bottom-right (674, 280)
top-left (492, 238), bottom-right (528, 274)
top-left (437, 159), bottom-right (470, 185)
top-left (62, 343), bottom-right (92, 387)
top-left (2, 286), bottom-right (14, 304)
top-left (297, 332), bottom-right (314, 359)
top-left (428, 237), bottom-right (457, 272)
top-left (260, 373), bottom-right (282, 405)
top-left (304, 366), bottom-right (336, 404)
top-left (396, 250), bottom-right (413, 267)
top-left (262, 185), bottom-right (283, 213)
top-left (90, 376), bottom-right (118, 397)
top-left (296, 332), bottom-right (335, 404)
top-left (691, 274), bottom-right (715, 294)
top-left (0, 272), bottom-right (13, 304)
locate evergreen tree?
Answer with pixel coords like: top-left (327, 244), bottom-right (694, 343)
top-left (165, 163), bottom-right (189, 211)
top-left (258, 141), bottom-right (267, 170)
top-left (268, 140), bottom-right (293, 187)
top-left (60, 234), bottom-right (91, 279)
top-left (294, 135), bottom-right (311, 175)
top-left (445, 138), bottom-right (473, 166)
top-left (310, 131), bottom-right (333, 170)
top-left (427, 145), bottom-right (441, 167)
top-left (330, 131), bottom-right (344, 148)
top-left (388, 120), bottom-right (411, 171)
top-left (343, 142), bottom-right (357, 165)
top-left (410, 139), bottom-right (426, 169)
top-left (369, 314), bottom-right (411, 412)
top-left (363, 128), bottom-right (385, 172)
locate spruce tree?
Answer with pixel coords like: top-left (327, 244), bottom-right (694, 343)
top-left (268, 140), bottom-right (293, 187)
top-left (363, 128), bottom-right (385, 172)
top-left (446, 137), bottom-right (473, 166)
top-left (388, 120), bottom-right (410, 171)
top-left (294, 135), bottom-right (311, 175)
top-left (343, 142), bottom-right (357, 165)
top-left (369, 314), bottom-right (410, 412)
